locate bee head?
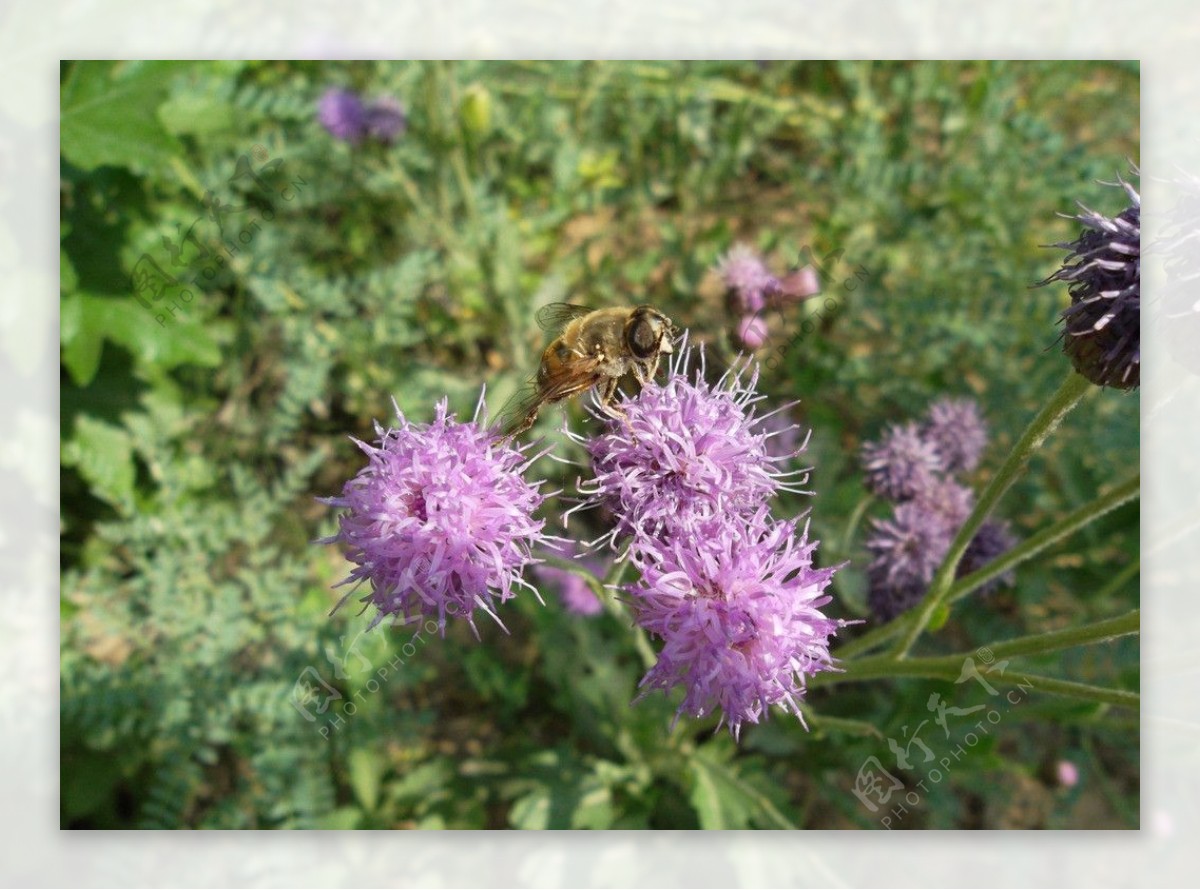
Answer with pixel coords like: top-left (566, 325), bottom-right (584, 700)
top-left (625, 306), bottom-right (676, 360)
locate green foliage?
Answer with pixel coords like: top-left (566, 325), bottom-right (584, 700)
top-left (60, 60), bottom-right (1138, 829)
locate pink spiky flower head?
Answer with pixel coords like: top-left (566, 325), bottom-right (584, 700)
top-left (625, 510), bottom-right (845, 738)
top-left (571, 342), bottom-right (810, 553)
top-left (319, 391), bottom-right (551, 636)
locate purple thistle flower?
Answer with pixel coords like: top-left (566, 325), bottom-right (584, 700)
top-left (860, 421), bottom-right (944, 502)
top-left (956, 519), bottom-right (1018, 594)
top-left (914, 477), bottom-right (975, 527)
top-left (318, 88), bottom-right (368, 143)
top-left (921, 397), bottom-right (988, 474)
top-left (533, 543), bottom-right (604, 617)
top-left (864, 501), bottom-right (953, 622)
top-left (319, 392), bottom-right (551, 636)
top-left (625, 511), bottom-right (844, 738)
top-left (571, 345), bottom-right (809, 552)
top-left (364, 96), bottom-right (408, 144)
top-left (1040, 174), bottom-right (1141, 389)
top-left (716, 244), bottom-right (780, 313)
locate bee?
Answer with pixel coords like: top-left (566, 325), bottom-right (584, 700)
top-left (496, 302), bottom-right (678, 438)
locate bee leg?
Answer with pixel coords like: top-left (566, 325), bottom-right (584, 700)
top-left (597, 377), bottom-right (637, 441)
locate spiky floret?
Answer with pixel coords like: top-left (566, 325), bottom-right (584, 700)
top-left (319, 391), bottom-right (552, 636)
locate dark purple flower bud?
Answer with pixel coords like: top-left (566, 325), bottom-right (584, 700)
top-left (319, 392), bottom-right (552, 636)
top-left (956, 519), bottom-right (1018, 594)
top-left (1040, 174), bottom-right (1140, 389)
top-left (921, 397), bottom-right (987, 474)
top-left (364, 96), bottom-right (407, 144)
top-left (861, 422), bottom-right (944, 502)
top-left (318, 88), bottom-right (368, 143)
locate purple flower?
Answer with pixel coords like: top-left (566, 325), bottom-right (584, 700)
top-left (573, 346), bottom-right (808, 551)
top-left (915, 477), bottom-right (975, 527)
top-left (716, 244), bottom-right (780, 313)
top-left (625, 511), bottom-right (843, 738)
top-left (318, 88), bottom-right (368, 143)
top-left (318, 88), bottom-right (407, 145)
top-left (533, 543), bottom-right (604, 617)
top-left (364, 96), bottom-right (407, 144)
top-left (956, 519), bottom-right (1017, 593)
top-left (319, 392), bottom-right (551, 635)
top-left (1040, 174), bottom-right (1141, 389)
top-left (922, 397), bottom-right (987, 474)
top-left (736, 314), bottom-right (769, 349)
top-left (864, 501), bottom-right (953, 622)
top-left (861, 422), bottom-right (944, 502)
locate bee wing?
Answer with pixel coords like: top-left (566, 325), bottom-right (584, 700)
top-left (536, 302), bottom-right (595, 332)
top-left (492, 379), bottom-right (542, 437)
top-left (494, 357), bottom-right (606, 437)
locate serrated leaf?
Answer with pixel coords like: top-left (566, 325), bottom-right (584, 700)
top-left (61, 61), bottom-right (183, 173)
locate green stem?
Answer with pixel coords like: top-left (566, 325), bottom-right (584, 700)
top-left (893, 370), bottom-right (1093, 658)
top-left (838, 493), bottom-right (875, 553)
top-left (834, 472), bottom-right (1139, 662)
top-left (947, 474), bottom-right (1139, 606)
top-left (815, 611), bottom-right (1139, 708)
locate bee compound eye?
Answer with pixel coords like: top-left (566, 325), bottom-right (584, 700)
top-left (627, 316), bottom-right (660, 359)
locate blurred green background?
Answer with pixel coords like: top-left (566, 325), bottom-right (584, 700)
top-left (60, 60), bottom-right (1139, 829)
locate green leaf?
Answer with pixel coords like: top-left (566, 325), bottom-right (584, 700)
top-left (62, 415), bottom-right (135, 511)
top-left (346, 748), bottom-right (384, 813)
top-left (61, 61), bottom-right (183, 173)
top-left (60, 292), bottom-right (221, 384)
top-left (688, 746), bottom-right (797, 830)
top-left (158, 90), bottom-right (233, 137)
top-left (60, 292), bottom-right (104, 386)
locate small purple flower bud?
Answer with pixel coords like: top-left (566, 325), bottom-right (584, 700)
top-left (736, 314), bottom-right (769, 349)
